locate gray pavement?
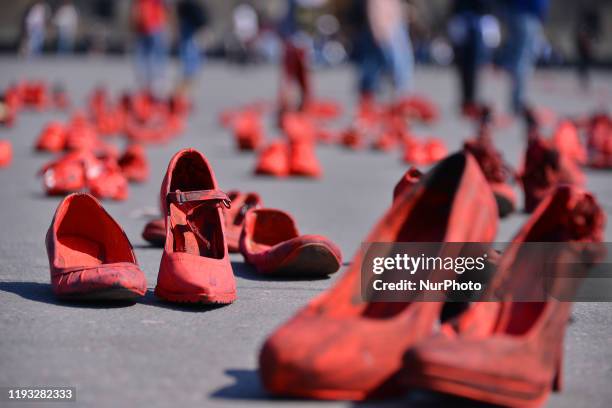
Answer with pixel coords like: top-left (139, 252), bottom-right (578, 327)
top-left (0, 57), bottom-right (611, 408)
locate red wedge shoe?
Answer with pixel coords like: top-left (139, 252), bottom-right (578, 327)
top-left (142, 218), bottom-right (165, 247)
top-left (0, 140), bottom-right (11, 168)
top-left (225, 191), bottom-right (263, 253)
top-left (46, 193), bottom-right (147, 300)
top-left (290, 141), bottom-right (322, 178)
top-left (118, 144), bottom-right (149, 183)
top-left (240, 208), bottom-right (341, 277)
top-left (155, 148), bottom-right (237, 304)
top-left (401, 185), bottom-right (605, 408)
top-left (255, 141), bottom-right (290, 177)
top-left (36, 121), bottom-right (67, 152)
top-left (259, 152), bottom-right (498, 400)
top-left (393, 167), bottom-right (422, 201)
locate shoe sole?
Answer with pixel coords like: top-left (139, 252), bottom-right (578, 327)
top-left (272, 243), bottom-right (341, 277)
top-left (154, 287), bottom-right (236, 304)
top-left (58, 286), bottom-right (145, 301)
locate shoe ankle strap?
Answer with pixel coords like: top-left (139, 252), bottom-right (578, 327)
top-left (166, 189), bottom-right (232, 209)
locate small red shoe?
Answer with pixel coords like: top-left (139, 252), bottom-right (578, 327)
top-left (65, 113), bottom-right (99, 151)
top-left (39, 151), bottom-right (90, 195)
top-left (0, 140), bottom-right (12, 168)
top-left (255, 141), bottom-right (290, 177)
top-left (372, 131), bottom-right (398, 151)
top-left (225, 191), bottom-right (263, 253)
top-left (142, 218), bottom-right (166, 247)
top-left (281, 112), bottom-right (316, 144)
top-left (259, 152), bottom-right (498, 400)
top-left (233, 110), bottom-right (263, 151)
top-left (401, 185), bottom-right (605, 408)
top-left (552, 120), bottom-right (586, 164)
top-left (240, 208), bottom-right (341, 277)
top-left (339, 127), bottom-right (365, 150)
top-left (423, 138), bottom-right (448, 162)
top-left (23, 80), bottom-right (49, 110)
top-left (36, 121), bottom-right (67, 152)
top-left (304, 100), bottom-right (342, 120)
top-left (393, 167), bottom-right (422, 201)
top-left (46, 193), bottom-right (147, 300)
top-left (155, 148), bottom-right (237, 304)
top-left (88, 157), bottom-right (129, 201)
top-left (397, 95), bottom-right (439, 123)
top-left (402, 137), bottom-right (428, 165)
top-left (118, 144), bottom-right (149, 183)
top-left (289, 141), bottom-right (322, 178)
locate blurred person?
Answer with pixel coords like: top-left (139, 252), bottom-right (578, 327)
top-left (501, 0), bottom-right (549, 114)
top-left (90, 0), bottom-right (115, 53)
top-left (229, 3), bottom-right (260, 64)
top-left (175, 0), bottom-right (209, 96)
top-left (131, 0), bottom-right (169, 95)
top-left (53, 0), bottom-right (78, 54)
top-left (575, 8), bottom-right (600, 90)
top-left (21, 1), bottom-right (50, 57)
top-left (368, 0), bottom-right (414, 100)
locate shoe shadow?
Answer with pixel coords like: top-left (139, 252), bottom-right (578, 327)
top-left (231, 261), bottom-right (331, 282)
top-left (140, 289), bottom-right (231, 313)
top-left (132, 244), bottom-right (164, 250)
top-left (210, 369), bottom-right (270, 401)
top-left (0, 281), bottom-right (137, 308)
top-left (350, 391), bottom-right (502, 407)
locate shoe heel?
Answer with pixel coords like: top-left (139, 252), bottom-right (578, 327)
top-left (553, 354), bottom-right (563, 392)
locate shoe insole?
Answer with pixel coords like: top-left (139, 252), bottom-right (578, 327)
top-left (170, 203), bottom-right (222, 259)
top-left (57, 234), bottom-right (104, 267)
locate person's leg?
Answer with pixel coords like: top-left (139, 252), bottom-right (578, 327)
top-left (509, 13), bottom-right (541, 113)
top-left (389, 24), bottom-right (414, 97)
top-left (150, 30), bottom-right (169, 95)
top-left (134, 34), bottom-right (151, 91)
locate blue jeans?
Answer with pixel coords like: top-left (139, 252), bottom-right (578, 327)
top-left (356, 30), bottom-right (385, 95)
top-left (382, 25), bottom-right (414, 95)
top-left (135, 30), bottom-right (168, 92)
top-left (57, 30), bottom-right (75, 54)
top-left (179, 28), bottom-right (202, 79)
top-left (503, 13), bottom-right (542, 113)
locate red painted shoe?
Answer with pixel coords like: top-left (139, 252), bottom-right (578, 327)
top-left (118, 144), bottom-right (149, 183)
top-left (340, 127), bottom-right (365, 150)
top-left (88, 157), bottom-right (129, 201)
top-left (240, 208), bottom-right (341, 277)
top-left (259, 152), bottom-right (498, 400)
top-left (289, 141), bottom-right (322, 178)
top-left (393, 167), bottom-right (422, 201)
top-left (225, 191), bottom-right (263, 253)
top-left (401, 185), bottom-right (605, 408)
top-left (155, 148), bottom-right (237, 304)
top-left (552, 120), bottom-right (586, 164)
top-left (36, 121), bottom-right (67, 152)
top-left (65, 113), bottom-right (99, 151)
top-left (233, 110), bottom-right (263, 151)
top-left (39, 151), bottom-right (91, 195)
top-left (423, 138), bottom-right (448, 162)
top-left (396, 96), bottom-right (439, 123)
top-left (255, 141), bottom-right (290, 177)
top-left (281, 112), bottom-right (316, 144)
top-left (0, 140), bottom-right (12, 168)
top-left (142, 218), bottom-right (165, 247)
top-left (402, 137), bottom-right (428, 165)
top-left (46, 193), bottom-right (147, 300)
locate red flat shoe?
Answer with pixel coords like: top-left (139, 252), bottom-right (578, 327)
top-left (225, 191), bottom-right (263, 253)
top-left (289, 141), bottom-right (322, 178)
top-left (255, 141), bottom-right (290, 177)
top-left (118, 144), bottom-right (149, 183)
top-left (36, 121), bottom-right (67, 152)
top-left (46, 193), bottom-right (147, 300)
top-left (401, 185), bottom-right (604, 408)
top-left (259, 152), bottom-right (498, 400)
top-left (0, 140), bottom-right (12, 168)
top-left (393, 167), bottom-right (422, 201)
top-left (155, 148), bottom-right (237, 304)
top-left (142, 218), bottom-right (165, 247)
top-left (240, 208), bottom-right (341, 277)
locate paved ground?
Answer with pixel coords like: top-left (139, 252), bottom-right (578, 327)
top-left (0, 57), bottom-right (611, 408)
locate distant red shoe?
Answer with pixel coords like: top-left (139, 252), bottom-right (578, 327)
top-left (36, 121), bottom-right (67, 152)
top-left (0, 140), bottom-right (12, 168)
top-left (259, 152), bottom-right (498, 400)
top-left (88, 157), bottom-right (129, 201)
top-left (233, 111), bottom-right (263, 151)
top-left (423, 138), bottom-right (448, 162)
top-left (340, 127), bottom-right (365, 150)
top-left (304, 100), bottom-right (342, 120)
top-left (155, 148), bottom-right (237, 304)
top-left (40, 151), bottom-right (91, 195)
top-left (255, 141), bottom-right (290, 177)
top-left (46, 193), bottom-right (146, 300)
top-left (290, 141), bottom-right (322, 178)
top-left (552, 120), bottom-right (586, 164)
top-left (118, 144), bottom-right (149, 183)
top-left (397, 95), bottom-right (439, 123)
top-left (225, 191), bottom-right (263, 253)
top-left (65, 113), bottom-right (99, 151)
top-left (142, 218), bottom-right (166, 247)
top-left (402, 138), bottom-right (428, 165)
top-left (393, 167), bottom-right (422, 200)
top-left (52, 85), bottom-right (70, 110)
top-left (281, 112), bottom-right (316, 143)
top-left (240, 208), bottom-right (341, 277)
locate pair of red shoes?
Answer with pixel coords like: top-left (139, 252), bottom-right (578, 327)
top-left (255, 140), bottom-right (322, 178)
top-left (48, 148), bottom-right (238, 304)
top-left (259, 152), bottom-right (605, 407)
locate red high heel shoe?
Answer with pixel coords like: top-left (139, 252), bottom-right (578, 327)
top-left (259, 152), bottom-right (498, 400)
top-left (155, 148), bottom-right (236, 304)
top-left (142, 218), bottom-right (165, 247)
top-left (36, 121), bottom-right (67, 152)
top-left (239, 208), bottom-right (341, 277)
top-left (46, 193), bottom-right (147, 300)
top-left (255, 141), bottom-right (290, 177)
top-left (118, 144), bottom-right (149, 183)
top-left (0, 140), bottom-right (12, 168)
top-left (224, 191), bottom-right (262, 253)
top-left (401, 185), bottom-right (605, 407)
